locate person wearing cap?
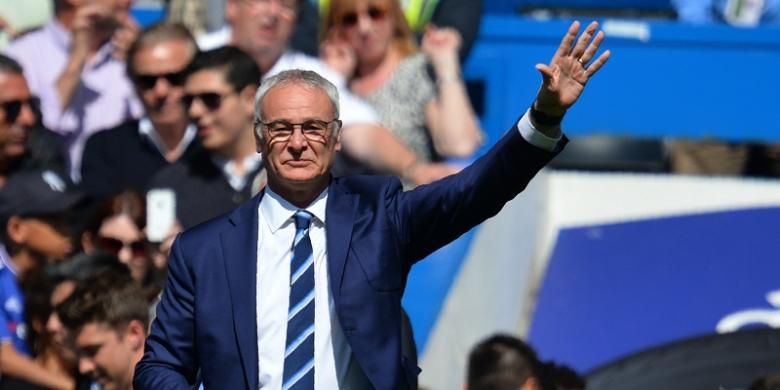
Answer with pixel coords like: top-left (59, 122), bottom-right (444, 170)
top-left (0, 169), bottom-right (84, 389)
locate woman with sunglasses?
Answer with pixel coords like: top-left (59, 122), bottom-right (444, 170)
top-left (79, 191), bottom-right (164, 301)
top-left (321, 0), bottom-right (483, 184)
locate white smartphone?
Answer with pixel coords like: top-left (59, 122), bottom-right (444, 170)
top-left (146, 189), bottom-right (176, 243)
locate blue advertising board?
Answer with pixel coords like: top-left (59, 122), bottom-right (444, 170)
top-left (528, 207), bottom-right (780, 372)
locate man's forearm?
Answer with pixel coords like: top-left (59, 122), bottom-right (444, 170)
top-left (55, 51), bottom-right (88, 111)
top-left (339, 124), bottom-right (418, 176)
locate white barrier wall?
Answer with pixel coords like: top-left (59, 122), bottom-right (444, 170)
top-left (419, 171), bottom-right (780, 390)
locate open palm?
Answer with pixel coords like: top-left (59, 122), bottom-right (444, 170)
top-left (535, 21), bottom-right (611, 115)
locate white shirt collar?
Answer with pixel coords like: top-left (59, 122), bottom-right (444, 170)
top-left (260, 186), bottom-right (328, 234)
top-left (138, 117), bottom-right (197, 158)
top-left (210, 153), bottom-right (263, 191)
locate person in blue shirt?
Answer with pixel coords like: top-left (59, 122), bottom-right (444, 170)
top-left (0, 169), bottom-right (86, 389)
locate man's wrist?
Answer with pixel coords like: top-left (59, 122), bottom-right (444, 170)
top-left (530, 102), bottom-right (565, 127)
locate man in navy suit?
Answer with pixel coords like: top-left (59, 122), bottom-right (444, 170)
top-left (135, 21), bottom-right (610, 390)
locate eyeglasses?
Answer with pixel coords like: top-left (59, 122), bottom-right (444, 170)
top-left (259, 119), bottom-right (341, 143)
top-left (97, 236), bottom-right (147, 258)
top-left (181, 92), bottom-right (233, 111)
top-left (133, 70), bottom-right (188, 90)
top-left (0, 97), bottom-right (39, 124)
top-left (340, 5), bottom-right (387, 27)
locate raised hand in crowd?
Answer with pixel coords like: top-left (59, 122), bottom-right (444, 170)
top-left (421, 25), bottom-right (462, 82)
top-left (320, 28), bottom-right (356, 79)
top-left (111, 13), bottom-right (140, 61)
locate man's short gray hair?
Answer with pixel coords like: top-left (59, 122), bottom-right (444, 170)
top-left (253, 69), bottom-right (341, 140)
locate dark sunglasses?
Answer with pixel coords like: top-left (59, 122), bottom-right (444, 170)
top-left (0, 97), bottom-right (39, 124)
top-left (181, 92), bottom-right (232, 111)
top-left (97, 236), bottom-right (147, 258)
top-left (340, 5), bottom-right (387, 27)
top-left (133, 70), bottom-right (187, 90)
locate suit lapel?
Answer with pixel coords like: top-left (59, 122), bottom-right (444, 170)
top-left (326, 182), bottom-right (358, 303)
top-left (221, 194), bottom-right (263, 390)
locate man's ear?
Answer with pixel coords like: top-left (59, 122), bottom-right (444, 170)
top-left (125, 319), bottom-right (147, 351)
top-left (6, 216), bottom-right (27, 245)
top-left (225, 0), bottom-right (238, 25)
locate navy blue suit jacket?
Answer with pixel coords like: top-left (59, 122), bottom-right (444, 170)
top-left (134, 123), bottom-right (564, 389)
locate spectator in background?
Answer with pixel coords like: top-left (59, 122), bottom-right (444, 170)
top-left (466, 334), bottom-right (544, 390)
top-left (43, 253), bottom-right (132, 390)
top-left (81, 22), bottom-right (201, 199)
top-left (148, 46), bottom-right (265, 229)
top-left (199, 0), bottom-right (457, 185)
top-left (80, 191), bottom-right (164, 299)
top-left (0, 170), bottom-right (84, 389)
top-left (58, 267), bottom-right (148, 390)
top-left (322, 0), bottom-right (482, 184)
top-left (312, 0), bottom-right (482, 63)
top-left (0, 54), bottom-right (66, 188)
top-left (4, 0), bottom-right (144, 180)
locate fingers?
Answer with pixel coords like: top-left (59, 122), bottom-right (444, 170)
top-left (571, 21), bottom-right (599, 60)
top-left (578, 29), bottom-right (603, 64)
top-left (584, 50), bottom-right (611, 77)
top-left (552, 21), bottom-right (580, 62)
top-left (535, 64), bottom-right (554, 81)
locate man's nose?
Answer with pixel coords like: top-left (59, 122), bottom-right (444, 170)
top-left (118, 245), bottom-right (133, 264)
top-left (153, 77), bottom-right (171, 97)
top-left (16, 101), bottom-right (36, 127)
top-left (287, 127), bottom-right (308, 150)
top-left (79, 356), bottom-right (95, 375)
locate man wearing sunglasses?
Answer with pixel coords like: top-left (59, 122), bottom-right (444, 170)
top-left (0, 54), bottom-right (68, 188)
top-left (147, 46), bottom-right (265, 230)
top-left (137, 21), bottom-right (610, 390)
top-left (81, 23), bottom-right (201, 199)
top-left (198, 0), bottom-right (457, 186)
top-left (4, 0), bottom-right (144, 180)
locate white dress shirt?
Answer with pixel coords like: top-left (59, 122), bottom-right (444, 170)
top-left (253, 109), bottom-right (560, 389)
top-left (257, 188), bottom-right (363, 389)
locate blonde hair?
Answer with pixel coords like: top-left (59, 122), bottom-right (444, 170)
top-left (321, 0), bottom-right (418, 64)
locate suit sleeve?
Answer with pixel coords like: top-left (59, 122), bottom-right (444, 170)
top-left (390, 114), bottom-right (566, 263)
top-left (134, 236), bottom-right (197, 389)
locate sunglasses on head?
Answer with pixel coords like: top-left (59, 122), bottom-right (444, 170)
top-left (181, 92), bottom-right (231, 111)
top-left (97, 236), bottom-right (147, 258)
top-left (133, 70), bottom-right (187, 90)
top-left (0, 97), bottom-right (39, 124)
top-left (340, 5), bottom-right (387, 27)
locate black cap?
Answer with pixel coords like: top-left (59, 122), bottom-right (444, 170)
top-left (0, 170), bottom-right (86, 220)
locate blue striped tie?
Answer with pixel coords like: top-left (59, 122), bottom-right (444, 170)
top-left (282, 210), bottom-right (315, 389)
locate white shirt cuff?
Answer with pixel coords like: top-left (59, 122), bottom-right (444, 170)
top-left (516, 108), bottom-right (563, 152)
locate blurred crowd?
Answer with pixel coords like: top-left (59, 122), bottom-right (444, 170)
top-left (0, 0), bottom-right (777, 389)
top-left (0, 0), bottom-right (484, 388)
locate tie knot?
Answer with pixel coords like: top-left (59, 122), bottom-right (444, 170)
top-left (294, 210), bottom-right (312, 231)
